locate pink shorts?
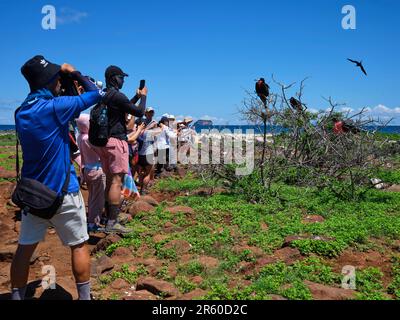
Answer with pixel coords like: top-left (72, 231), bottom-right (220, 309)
top-left (97, 137), bottom-right (129, 175)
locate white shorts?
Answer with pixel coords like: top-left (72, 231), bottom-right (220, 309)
top-left (19, 192), bottom-right (89, 247)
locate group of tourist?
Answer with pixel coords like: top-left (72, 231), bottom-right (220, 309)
top-left (10, 55), bottom-right (195, 300)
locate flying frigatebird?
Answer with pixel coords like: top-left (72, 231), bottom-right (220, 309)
top-left (347, 59), bottom-right (367, 76)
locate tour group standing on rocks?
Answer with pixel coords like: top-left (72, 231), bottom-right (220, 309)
top-left (8, 55), bottom-right (196, 300)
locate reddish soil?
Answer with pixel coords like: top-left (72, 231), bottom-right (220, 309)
top-left (0, 177), bottom-right (398, 300)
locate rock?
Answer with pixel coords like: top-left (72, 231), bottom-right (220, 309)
top-left (270, 294), bottom-right (288, 300)
top-left (136, 278), bottom-right (179, 297)
top-left (255, 256), bottom-right (276, 271)
top-left (236, 261), bottom-right (254, 274)
top-left (38, 255), bottom-right (50, 263)
top-left (123, 290), bottom-right (157, 300)
top-left (0, 250), bottom-right (14, 262)
top-left (7, 199), bottom-right (17, 207)
top-left (181, 288), bottom-right (207, 300)
top-left (168, 264), bottom-right (178, 279)
top-left (370, 178), bottom-right (385, 189)
top-left (283, 235), bottom-right (335, 247)
top-left (111, 247), bottom-right (132, 257)
top-left (129, 201), bottom-right (155, 217)
top-left (91, 255), bottom-right (114, 276)
top-left (176, 168), bottom-right (187, 178)
top-left (302, 215), bottom-right (325, 224)
top-left (165, 206), bottom-right (194, 216)
top-left (274, 247), bottom-right (303, 265)
top-left (232, 245), bottom-right (264, 258)
top-left (0, 169), bottom-right (14, 179)
top-left (5, 238), bottom-right (18, 245)
top-left (304, 280), bottom-right (355, 300)
top-left (135, 258), bottom-right (161, 267)
top-left (198, 256), bottom-right (219, 269)
top-left (164, 239), bottom-right (192, 255)
top-left (14, 221), bottom-right (21, 234)
top-left (139, 195), bottom-right (159, 206)
top-left (163, 221), bottom-right (175, 232)
top-left (153, 234), bottom-right (168, 244)
top-left (180, 254), bottom-right (193, 263)
top-left (30, 251), bottom-right (40, 264)
top-left (111, 278), bottom-right (130, 290)
top-left (387, 184), bottom-right (400, 192)
top-left (191, 276), bottom-right (203, 285)
top-left (92, 234), bottom-right (122, 254)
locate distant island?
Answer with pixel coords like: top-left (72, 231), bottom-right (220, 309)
top-left (192, 119), bottom-right (213, 127)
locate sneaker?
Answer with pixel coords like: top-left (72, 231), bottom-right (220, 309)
top-left (100, 216), bottom-right (108, 226)
top-left (117, 213), bottom-right (132, 225)
top-left (105, 222), bottom-right (132, 235)
top-left (87, 224), bottom-right (102, 233)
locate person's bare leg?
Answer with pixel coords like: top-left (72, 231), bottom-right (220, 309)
top-left (108, 174), bottom-right (123, 206)
top-left (142, 166), bottom-right (153, 192)
top-left (71, 242), bottom-right (91, 300)
top-left (105, 174), bottom-right (130, 233)
top-left (10, 243), bottom-right (38, 300)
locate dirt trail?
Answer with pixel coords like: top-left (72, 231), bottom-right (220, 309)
top-left (0, 179), bottom-right (179, 300)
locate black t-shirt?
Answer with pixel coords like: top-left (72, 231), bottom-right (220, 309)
top-left (106, 89), bottom-right (145, 140)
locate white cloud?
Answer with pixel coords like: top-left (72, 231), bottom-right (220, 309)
top-left (362, 105), bottom-right (400, 125)
top-left (328, 104), bottom-right (400, 125)
top-left (58, 7), bottom-right (88, 25)
top-left (340, 107), bottom-right (354, 113)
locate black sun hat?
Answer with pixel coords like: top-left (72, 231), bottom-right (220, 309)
top-left (105, 65), bottom-right (129, 80)
top-left (21, 55), bottom-right (61, 91)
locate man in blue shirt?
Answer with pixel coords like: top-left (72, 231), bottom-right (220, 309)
top-left (10, 55), bottom-right (103, 300)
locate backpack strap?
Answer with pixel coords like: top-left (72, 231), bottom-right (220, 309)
top-left (102, 88), bottom-right (118, 106)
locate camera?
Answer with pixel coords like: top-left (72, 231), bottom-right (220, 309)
top-left (59, 73), bottom-right (79, 96)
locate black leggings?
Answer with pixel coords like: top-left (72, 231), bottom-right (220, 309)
top-left (156, 148), bottom-right (170, 173)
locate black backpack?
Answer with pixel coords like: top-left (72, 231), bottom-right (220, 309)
top-left (89, 90), bottom-right (116, 147)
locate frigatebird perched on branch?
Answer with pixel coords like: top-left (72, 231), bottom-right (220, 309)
top-left (289, 97), bottom-right (303, 112)
top-left (347, 59), bottom-right (367, 76)
top-left (255, 78), bottom-right (270, 107)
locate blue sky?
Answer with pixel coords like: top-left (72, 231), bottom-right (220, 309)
top-left (0, 0), bottom-right (399, 124)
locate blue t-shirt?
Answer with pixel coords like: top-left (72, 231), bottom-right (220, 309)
top-left (16, 90), bottom-right (102, 195)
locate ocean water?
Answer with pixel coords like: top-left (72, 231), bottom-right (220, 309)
top-left (1, 124), bottom-right (400, 134)
top-left (191, 125), bottom-right (400, 134)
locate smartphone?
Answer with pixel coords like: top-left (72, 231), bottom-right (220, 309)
top-left (139, 79), bottom-right (146, 90)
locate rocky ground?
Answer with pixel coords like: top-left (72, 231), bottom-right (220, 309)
top-left (1, 171), bottom-right (400, 300)
top-left (1, 140), bottom-right (400, 300)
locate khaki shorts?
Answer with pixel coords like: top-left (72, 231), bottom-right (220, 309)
top-left (97, 137), bottom-right (129, 175)
top-left (19, 192), bottom-right (89, 247)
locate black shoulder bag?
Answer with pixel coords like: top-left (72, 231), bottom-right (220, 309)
top-left (11, 107), bottom-right (71, 220)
